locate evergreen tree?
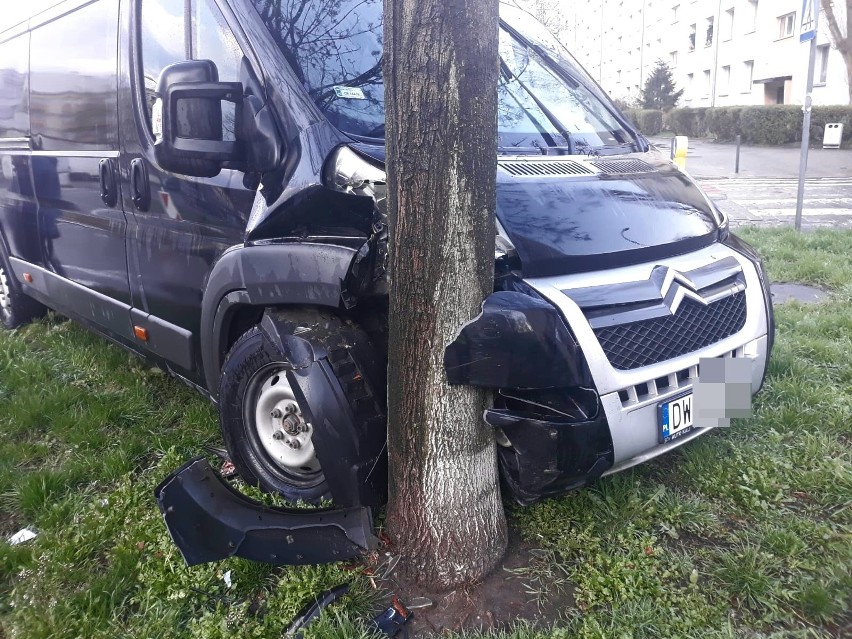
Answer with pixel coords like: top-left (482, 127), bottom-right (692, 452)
top-left (641, 60), bottom-right (684, 110)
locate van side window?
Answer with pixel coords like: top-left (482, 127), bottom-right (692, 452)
top-left (0, 33), bottom-right (29, 140)
top-left (191, 0), bottom-right (244, 141)
top-left (29, 1), bottom-right (119, 151)
top-left (192, 1), bottom-right (242, 83)
top-left (139, 0), bottom-right (244, 138)
top-left (139, 0), bottom-right (188, 130)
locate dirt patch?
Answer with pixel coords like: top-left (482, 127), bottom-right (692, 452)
top-left (377, 532), bottom-right (573, 636)
top-left (771, 282), bottom-right (830, 305)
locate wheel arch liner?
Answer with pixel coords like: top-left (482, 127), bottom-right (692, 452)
top-left (261, 310), bottom-right (388, 508)
top-left (443, 290), bottom-right (588, 389)
top-left (201, 242), bottom-right (359, 395)
top-left (154, 457), bottom-right (378, 567)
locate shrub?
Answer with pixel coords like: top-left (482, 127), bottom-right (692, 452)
top-left (705, 107), bottom-right (744, 141)
top-left (670, 105), bottom-right (852, 147)
top-left (624, 109), bottom-right (663, 135)
top-left (739, 105), bottom-right (802, 145)
top-left (665, 107), bottom-right (709, 137)
top-left (810, 106), bottom-right (852, 147)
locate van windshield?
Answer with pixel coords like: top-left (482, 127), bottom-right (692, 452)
top-left (250, 0), bottom-right (636, 152)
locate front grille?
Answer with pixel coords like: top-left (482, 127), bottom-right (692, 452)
top-left (594, 291), bottom-right (747, 370)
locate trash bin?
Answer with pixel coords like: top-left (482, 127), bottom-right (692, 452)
top-left (823, 123), bottom-right (844, 149)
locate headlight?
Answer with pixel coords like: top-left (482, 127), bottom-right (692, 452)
top-left (323, 146), bottom-right (387, 215)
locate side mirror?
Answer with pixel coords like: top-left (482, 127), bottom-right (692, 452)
top-left (153, 60), bottom-right (243, 178)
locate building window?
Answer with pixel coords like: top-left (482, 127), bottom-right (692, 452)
top-left (672, 4), bottom-right (679, 23)
top-left (747, 0), bottom-right (758, 33)
top-left (723, 8), bottom-right (734, 41)
top-left (617, 69), bottom-right (622, 83)
top-left (703, 69), bottom-right (711, 96)
top-left (720, 65), bottom-right (731, 95)
top-left (817, 44), bottom-right (830, 85)
top-left (778, 12), bottom-right (796, 39)
top-left (743, 60), bottom-right (754, 92)
top-left (705, 17), bottom-right (714, 46)
top-left (686, 72), bottom-right (694, 100)
top-left (670, 50), bottom-right (678, 67)
top-left (689, 24), bottom-right (696, 51)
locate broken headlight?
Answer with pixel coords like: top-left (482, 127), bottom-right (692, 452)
top-left (323, 146), bottom-right (387, 216)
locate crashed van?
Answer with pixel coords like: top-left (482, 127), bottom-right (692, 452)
top-left (0, 0), bottom-right (773, 564)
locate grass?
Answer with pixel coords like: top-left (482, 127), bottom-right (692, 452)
top-left (1, 227), bottom-right (851, 638)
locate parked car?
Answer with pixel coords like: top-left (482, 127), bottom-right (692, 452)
top-left (0, 0), bottom-right (773, 564)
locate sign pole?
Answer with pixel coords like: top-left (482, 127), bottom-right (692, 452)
top-left (795, 0), bottom-right (819, 232)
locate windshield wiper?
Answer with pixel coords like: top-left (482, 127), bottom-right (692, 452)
top-left (500, 19), bottom-right (646, 152)
top-left (500, 60), bottom-right (575, 154)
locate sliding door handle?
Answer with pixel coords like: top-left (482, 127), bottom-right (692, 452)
top-left (130, 158), bottom-right (151, 212)
top-left (98, 158), bottom-right (117, 207)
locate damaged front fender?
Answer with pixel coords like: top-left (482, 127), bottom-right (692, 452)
top-left (155, 457), bottom-right (378, 567)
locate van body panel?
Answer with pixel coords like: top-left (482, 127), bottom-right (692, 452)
top-left (0, 32), bottom-right (41, 268)
top-left (29, 1), bottom-right (133, 307)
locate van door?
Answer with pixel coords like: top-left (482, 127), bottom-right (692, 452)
top-left (0, 28), bottom-right (41, 268)
top-left (118, 0), bottom-right (254, 376)
top-left (28, 1), bottom-right (134, 339)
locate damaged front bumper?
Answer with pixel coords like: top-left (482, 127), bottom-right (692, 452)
top-left (155, 457), bottom-right (378, 566)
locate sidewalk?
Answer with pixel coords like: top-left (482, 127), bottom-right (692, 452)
top-left (647, 136), bottom-right (852, 179)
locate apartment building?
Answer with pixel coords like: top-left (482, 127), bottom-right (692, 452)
top-left (559, 0), bottom-right (849, 107)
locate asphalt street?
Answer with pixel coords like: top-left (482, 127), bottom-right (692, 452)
top-left (648, 137), bottom-right (852, 229)
top-left (697, 177), bottom-right (852, 229)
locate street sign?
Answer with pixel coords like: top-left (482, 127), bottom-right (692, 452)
top-left (800, 0), bottom-right (817, 42)
top-left (795, 2), bottom-right (820, 231)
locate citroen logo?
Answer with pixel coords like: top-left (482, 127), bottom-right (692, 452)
top-left (650, 265), bottom-right (708, 315)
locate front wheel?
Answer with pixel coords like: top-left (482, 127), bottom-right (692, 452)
top-left (219, 327), bottom-right (330, 503)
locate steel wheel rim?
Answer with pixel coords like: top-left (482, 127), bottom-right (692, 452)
top-left (0, 265), bottom-right (11, 320)
top-left (247, 366), bottom-right (322, 479)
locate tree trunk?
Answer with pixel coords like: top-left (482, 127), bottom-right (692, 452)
top-left (383, 0), bottom-right (507, 589)
top-left (820, 0), bottom-right (852, 104)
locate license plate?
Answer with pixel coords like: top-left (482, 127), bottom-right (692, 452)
top-left (659, 392), bottom-right (694, 443)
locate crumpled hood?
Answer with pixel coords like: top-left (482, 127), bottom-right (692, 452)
top-left (351, 144), bottom-right (722, 277)
top-left (494, 155), bottom-right (722, 276)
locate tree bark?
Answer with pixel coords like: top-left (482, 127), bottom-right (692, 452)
top-left (383, 0), bottom-right (507, 589)
top-left (821, 0), bottom-right (852, 104)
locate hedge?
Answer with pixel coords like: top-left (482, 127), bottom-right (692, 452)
top-left (624, 109), bottom-right (663, 135)
top-left (666, 105), bottom-right (852, 147)
top-left (665, 107), bottom-right (709, 137)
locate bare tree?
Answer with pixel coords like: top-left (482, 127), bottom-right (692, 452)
top-left (821, 0), bottom-right (852, 104)
top-left (502, 0), bottom-right (565, 35)
top-left (383, 0), bottom-right (508, 589)
top-left (528, 0), bottom-right (565, 34)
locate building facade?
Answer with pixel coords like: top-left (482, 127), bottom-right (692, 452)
top-left (558, 0), bottom-right (850, 107)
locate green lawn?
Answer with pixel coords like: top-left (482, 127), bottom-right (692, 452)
top-left (1, 228), bottom-right (850, 638)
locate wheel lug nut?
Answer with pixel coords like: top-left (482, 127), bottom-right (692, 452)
top-left (284, 402), bottom-right (297, 414)
top-left (272, 430), bottom-right (285, 441)
top-left (271, 408), bottom-right (283, 419)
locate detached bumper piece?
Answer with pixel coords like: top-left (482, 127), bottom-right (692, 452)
top-left (155, 457), bottom-right (378, 567)
top-left (485, 388), bottom-right (614, 505)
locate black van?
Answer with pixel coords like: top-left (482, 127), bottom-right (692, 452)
top-left (1, 0), bottom-right (773, 563)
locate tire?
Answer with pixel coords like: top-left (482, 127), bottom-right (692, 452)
top-left (218, 315), bottom-right (384, 504)
top-left (0, 246), bottom-right (46, 330)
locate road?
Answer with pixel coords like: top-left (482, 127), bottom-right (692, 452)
top-left (695, 176), bottom-right (852, 229)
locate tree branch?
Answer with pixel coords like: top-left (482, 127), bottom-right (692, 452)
top-left (821, 0), bottom-right (851, 54)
